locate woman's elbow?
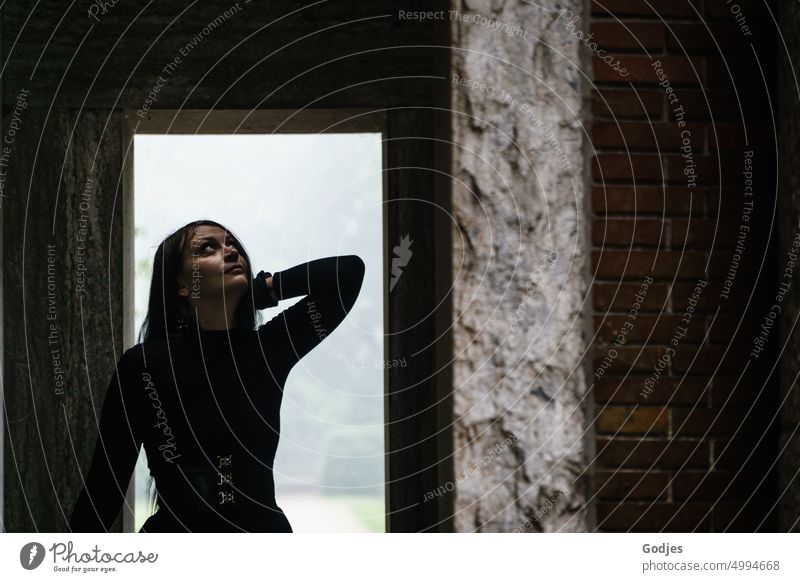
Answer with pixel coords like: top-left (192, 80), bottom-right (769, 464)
top-left (326, 255), bottom-right (364, 313)
top-left (341, 255), bottom-right (365, 296)
top-left (342, 255), bottom-right (365, 276)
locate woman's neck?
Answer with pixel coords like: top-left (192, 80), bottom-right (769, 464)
top-left (192, 302), bottom-right (239, 330)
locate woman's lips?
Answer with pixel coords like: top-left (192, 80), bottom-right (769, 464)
top-left (225, 265), bottom-right (244, 274)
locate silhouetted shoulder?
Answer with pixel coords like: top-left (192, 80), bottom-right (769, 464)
top-left (120, 343), bottom-right (146, 363)
top-left (115, 340), bottom-right (172, 381)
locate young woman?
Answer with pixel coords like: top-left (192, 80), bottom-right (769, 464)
top-left (68, 219), bottom-right (365, 532)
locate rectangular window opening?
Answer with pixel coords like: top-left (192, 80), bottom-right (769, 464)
top-left (126, 111), bottom-right (386, 532)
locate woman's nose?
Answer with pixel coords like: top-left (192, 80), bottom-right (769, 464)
top-left (224, 244), bottom-right (239, 260)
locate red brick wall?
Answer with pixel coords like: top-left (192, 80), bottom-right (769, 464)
top-left (590, 0), bottom-right (778, 531)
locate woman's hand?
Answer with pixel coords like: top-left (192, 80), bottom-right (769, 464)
top-left (265, 275), bottom-right (279, 304)
top-left (252, 271), bottom-right (279, 309)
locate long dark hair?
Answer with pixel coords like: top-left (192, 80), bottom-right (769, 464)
top-left (137, 219), bottom-right (262, 522)
top-left (138, 219), bottom-right (262, 344)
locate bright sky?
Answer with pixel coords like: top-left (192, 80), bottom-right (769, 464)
top-left (133, 133), bottom-right (385, 531)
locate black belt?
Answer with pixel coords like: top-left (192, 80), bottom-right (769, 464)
top-left (158, 451), bottom-right (278, 516)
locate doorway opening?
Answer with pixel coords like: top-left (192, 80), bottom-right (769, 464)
top-left (126, 111), bottom-right (386, 532)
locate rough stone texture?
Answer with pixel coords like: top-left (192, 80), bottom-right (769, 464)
top-left (2, 1), bottom-right (437, 109)
top-left (2, 2), bottom-right (450, 532)
top-left (450, 0), bottom-right (593, 532)
top-left (3, 108), bottom-right (125, 532)
top-left (777, 0), bottom-right (800, 533)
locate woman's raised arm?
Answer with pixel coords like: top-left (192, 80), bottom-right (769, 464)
top-left (256, 255), bottom-right (365, 368)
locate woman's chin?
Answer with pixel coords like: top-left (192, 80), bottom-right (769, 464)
top-left (222, 271), bottom-right (248, 285)
top-left (225, 276), bottom-right (250, 292)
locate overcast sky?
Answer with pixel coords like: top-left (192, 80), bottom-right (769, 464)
top-left (133, 133), bottom-right (385, 529)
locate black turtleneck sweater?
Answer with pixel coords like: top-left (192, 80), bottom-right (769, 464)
top-left (69, 255), bottom-right (365, 532)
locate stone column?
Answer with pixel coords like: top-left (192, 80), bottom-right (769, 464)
top-left (450, 0), bottom-right (593, 532)
top-left (2, 108), bottom-right (125, 531)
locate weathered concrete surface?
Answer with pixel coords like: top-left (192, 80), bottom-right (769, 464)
top-left (2, 1), bottom-right (437, 109)
top-left (3, 108), bottom-right (125, 532)
top-left (2, 2), bottom-right (448, 532)
top-left (777, 0), bottom-right (800, 533)
top-left (450, 0), bottom-right (593, 531)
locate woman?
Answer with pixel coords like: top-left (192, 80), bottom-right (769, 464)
top-left (68, 219), bottom-right (365, 532)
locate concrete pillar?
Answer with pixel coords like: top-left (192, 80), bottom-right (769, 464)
top-left (2, 108), bottom-right (125, 531)
top-left (450, 0), bottom-right (594, 531)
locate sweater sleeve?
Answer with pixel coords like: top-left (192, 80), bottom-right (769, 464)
top-left (258, 255), bottom-right (365, 368)
top-left (68, 350), bottom-right (142, 532)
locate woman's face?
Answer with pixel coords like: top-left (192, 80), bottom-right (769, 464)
top-left (175, 225), bottom-right (249, 306)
